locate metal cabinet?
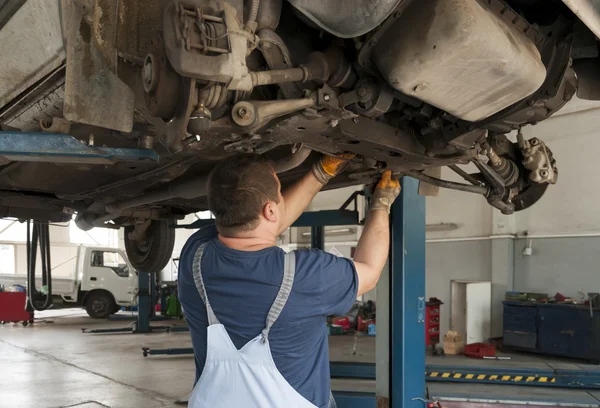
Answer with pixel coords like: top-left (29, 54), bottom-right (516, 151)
top-left (503, 301), bottom-right (600, 361)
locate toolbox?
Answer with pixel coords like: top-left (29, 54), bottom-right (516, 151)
top-left (0, 292), bottom-right (33, 325)
top-left (425, 297), bottom-right (443, 346)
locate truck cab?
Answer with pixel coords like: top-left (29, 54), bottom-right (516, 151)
top-left (78, 247), bottom-right (138, 318)
top-left (0, 245), bottom-right (138, 318)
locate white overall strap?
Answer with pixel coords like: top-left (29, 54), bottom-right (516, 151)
top-left (192, 243), bottom-right (220, 325)
top-left (262, 251), bottom-right (295, 342)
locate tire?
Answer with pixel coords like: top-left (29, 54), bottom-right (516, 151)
top-left (85, 291), bottom-right (114, 319)
top-left (110, 303), bottom-right (121, 315)
top-left (124, 219), bottom-right (175, 273)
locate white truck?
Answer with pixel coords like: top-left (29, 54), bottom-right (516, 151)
top-left (0, 246), bottom-right (138, 318)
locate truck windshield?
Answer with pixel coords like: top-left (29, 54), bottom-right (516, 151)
top-left (90, 251), bottom-right (130, 278)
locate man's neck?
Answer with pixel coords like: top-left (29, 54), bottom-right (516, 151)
top-left (218, 234), bottom-right (276, 252)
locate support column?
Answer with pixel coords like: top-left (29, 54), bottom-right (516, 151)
top-left (136, 271), bottom-right (151, 333)
top-left (311, 226), bottom-right (325, 251)
top-left (389, 177), bottom-right (426, 408)
top-left (490, 238), bottom-right (514, 337)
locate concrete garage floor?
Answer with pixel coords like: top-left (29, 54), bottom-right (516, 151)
top-left (1, 309), bottom-right (194, 408)
top-left (2, 309), bottom-right (600, 408)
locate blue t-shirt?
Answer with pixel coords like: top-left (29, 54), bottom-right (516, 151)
top-left (178, 225), bottom-right (358, 408)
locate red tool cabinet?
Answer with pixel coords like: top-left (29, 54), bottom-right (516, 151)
top-left (425, 297), bottom-right (443, 346)
top-left (0, 292), bottom-right (33, 325)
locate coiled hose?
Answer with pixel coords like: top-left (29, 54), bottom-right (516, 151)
top-left (247, 0), bottom-right (260, 27)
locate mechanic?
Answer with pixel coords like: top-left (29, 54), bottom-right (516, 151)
top-left (178, 153), bottom-right (400, 408)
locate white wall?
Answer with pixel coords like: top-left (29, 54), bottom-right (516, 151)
top-left (0, 219), bottom-right (118, 281)
top-left (426, 166), bottom-right (493, 239)
top-left (514, 108), bottom-right (600, 235)
top-left (423, 100), bottom-right (600, 340)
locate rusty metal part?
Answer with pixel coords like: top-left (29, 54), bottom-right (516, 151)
top-left (91, 0), bottom-right (119, 70)
top-left (231, 97), bottom-right (317, 129)
top-left (138, 135), bottom-right (154, 149)
top-left (197, 83), bottom-right (228, 109)
top-left (517, 131), bottom-right (558, 184)
top-left (448, 165), bottom-right (484, 186)
top-left (245, 0), bottom-right (260, 33)
top-left (250, 67), bottom-right (308, 86)
top-left (75, 155), bottom-right (201, 197)
top-left (406, 170), bottom-right (489, 195)
top-left (144, 35), bottom-right (182, 120)
top-left (273, 145), bottom-right (311, 173)
top-left (188, 105), bottom-right (212, 134)
top-left (245, 47), bottom-right (354, 89)
top-left (103, 144), bottom-right (312, 213)
top-left (113, 0), bottom-right (162, 63)
top-left (482, 142), bottom-right (520, 186)
top-left (150, 77), bottom-right (197, 153)
top-left (256, 0), bottom-right (282, 30)
top-left (354, 80), bottom-right (394, 117)
top-left (473, 159), bottom-right (515, 215)
top-left (127, 218), bottom-right (151, 241)
top-left (305, 48), bottom-right (356, 89)
top-left (62, 0), bottom-right (134, 133)
top-left (163, 1), bottom-right (253, 91)
top-left (40, 118), bottom-right (72, 134)
top-left (75, 208), bottom-right (169, 231)
top-left (257, 29), bottom-right (302, 98)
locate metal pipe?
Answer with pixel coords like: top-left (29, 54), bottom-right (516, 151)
top-left (561, 0), bottom-right (600, 40)
top-left (448, 165), bottom-right (482, 186)
top-left (406, 170), bottom-right (489, 195)
top-left (250, 67), bottom-right (308, 86)
top-left (273, 146), bottom-right (312, 173)
top-left (105, 146), bottom-right (313, 213)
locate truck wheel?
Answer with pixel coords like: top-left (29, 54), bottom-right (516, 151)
top-left (110, 303), bottom-right (121, 315)
top-left (85, 292), bottom-right (114, 319)
top-left (124, 219), bottom-right (175, 273)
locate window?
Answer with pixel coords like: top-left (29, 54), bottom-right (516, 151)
top-left (0, 244), bottom-right (15, 274)
top-left (90, 251), bottom-right (129, 277)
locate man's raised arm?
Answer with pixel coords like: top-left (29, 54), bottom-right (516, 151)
top-left (278, 153), bottom-right (354, 234)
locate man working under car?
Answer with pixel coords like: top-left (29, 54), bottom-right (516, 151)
top-left (178, 153), bottom-right (400, 408)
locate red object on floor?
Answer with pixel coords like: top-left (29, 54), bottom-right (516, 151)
top-left (332, 317), bottom-right (351, 331)
top-left (0, 292), bottom-right (33, 324)
top-left (357, 316), bottom-right (375, 332)
top-left (464, 342), bottom-right (496, 358)
top-left (425, 297), bottom-right (443, 346)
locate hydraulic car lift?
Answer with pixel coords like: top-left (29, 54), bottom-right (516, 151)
top-left (2, 131), bottom-right (429, 405)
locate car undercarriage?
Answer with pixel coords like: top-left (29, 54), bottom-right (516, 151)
top-left (0, 0), bottom-right (599, 272)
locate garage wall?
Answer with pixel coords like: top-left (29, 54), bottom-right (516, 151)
top-left (426, 240), bottom-right (492, 336)
top-left (514, 236), bottom-right (600, 297)
top-left (423, 101), bottom-right (600, 340)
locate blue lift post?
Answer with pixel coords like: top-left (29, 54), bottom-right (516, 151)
top-left (136, 271), bottom-right (152, 333)
top-left (389, 176), bottom-right (427, 407)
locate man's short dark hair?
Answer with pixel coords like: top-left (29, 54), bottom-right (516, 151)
top-left (207, 154), bottom-right (280, 232)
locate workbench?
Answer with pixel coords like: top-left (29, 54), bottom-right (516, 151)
top-left (503, 301), bottom-right (600, 362)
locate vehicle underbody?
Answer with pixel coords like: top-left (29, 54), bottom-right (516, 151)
top-left (0, 0), bottom-right (599, 272)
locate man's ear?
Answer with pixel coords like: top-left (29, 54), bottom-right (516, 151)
top-left (263, 201), bottom-right (278, 222)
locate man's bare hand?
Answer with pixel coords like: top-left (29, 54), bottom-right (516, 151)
top-left (369, 171), bottom-right (401, 213)
top-left (311, 153), bottom-right (356, 185)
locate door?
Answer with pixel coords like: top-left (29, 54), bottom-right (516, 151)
top-left (466, 282), bottom-right (492, 344)
top-left (85, 250), bottom-right (136, 304)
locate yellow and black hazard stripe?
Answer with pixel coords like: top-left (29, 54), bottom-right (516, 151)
top-left (426, 372), bottom-right (556, 384)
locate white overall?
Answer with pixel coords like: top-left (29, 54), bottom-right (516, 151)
top-left (187, 244), bottom-right (321, 408)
